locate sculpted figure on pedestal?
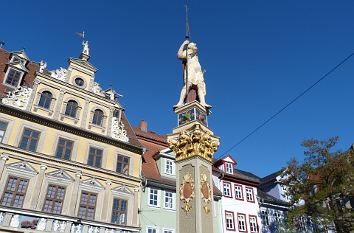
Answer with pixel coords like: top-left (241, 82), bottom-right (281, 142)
top-left (175, 40), bottom-right (209, 108)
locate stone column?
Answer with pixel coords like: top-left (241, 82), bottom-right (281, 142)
top-left (0, 154), bottom-right (9, 178)
top-left (100, 180), bottom-right (112, 221)
top-left (106, 108), bottom-right (114, 137)
top-left (53, 89), bottom-right (65, 119)
top-left (132, 186), bottom-right (140, 226)
top-left (26, 79), bottom-right (40, 111)
top-left (30, 164), bottom-right (47, 209)
top-left (69, 171), bottom-right (82, 216)
top-left (80, 99), bottom-right (90, 128)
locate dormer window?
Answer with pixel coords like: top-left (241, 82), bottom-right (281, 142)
top-left (225, 162), bottom-right (234, 174)
top-left (4, 68), bottom-right (23, 87)
top-left (165, 159), bottom-right (174, 175)
top-left (11, 56), bottom-right (25, 65)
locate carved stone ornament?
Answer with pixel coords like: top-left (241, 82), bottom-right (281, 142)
top-left (169, 125), bottom-right (219, 162)
top-left (50, 67), bottom-right (68, 81)
top-left (111, 116), bottom-right (129, 142)
top-left (200, 173), bottom-right (212, 214)
top-left (2, 86), bottom-right (33, 110)
top-left (179, 173), bottom-right (195, 214)
top-left (91, 82), bottom-right (105, 96)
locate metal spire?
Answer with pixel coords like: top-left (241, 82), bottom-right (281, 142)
top-left (185, 0), bottom-right (191, 39)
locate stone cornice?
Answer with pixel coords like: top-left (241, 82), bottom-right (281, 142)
top-left (0, 104), bottom-right (143, 154)
top-left (0, 143), bottom-right (142, 184)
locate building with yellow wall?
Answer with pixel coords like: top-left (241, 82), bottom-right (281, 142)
top-left (0, 42), bottom-right (143, 233)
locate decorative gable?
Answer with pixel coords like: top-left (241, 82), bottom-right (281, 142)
top-left (7, 161), bottom-right (38, 175)
top-left (222, 155), bottom-right (237, 165)
top-left (81, 178), bottom-right (104, 190)
top-left (46, 170), bottom-right (73, 181)
top-left (112, 185), bottom-right (132, 195)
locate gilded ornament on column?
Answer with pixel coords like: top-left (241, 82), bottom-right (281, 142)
top-left (200, 173), bottom-right (212, 214)
top-left (179, 173), bottom-right (195, 213)
top-left (168, 125), bottom-right (219, 162)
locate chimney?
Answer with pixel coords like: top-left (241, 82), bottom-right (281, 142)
top-left (139, 120), bottom-right (148, 132)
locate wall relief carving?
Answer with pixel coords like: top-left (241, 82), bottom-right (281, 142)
top-left (180, 173), bottom-right (195, 213)
top-left (2, 86), bottom-right (33, 110)
top-left (111, 117), bottom-right (129, 142)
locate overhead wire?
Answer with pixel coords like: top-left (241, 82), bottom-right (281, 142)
top-left (221, 51), bottom-right (354, 156)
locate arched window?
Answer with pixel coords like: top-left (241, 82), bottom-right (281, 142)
top-left (65, 100), bottom-right (78, 118)
top-left (92, 109), bottom-right (104, 126)
top-left (38, 91), bottom-right (52, 109)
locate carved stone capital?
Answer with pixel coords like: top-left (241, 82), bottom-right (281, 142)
top-left (40, 164), bottom-right (48, 171)
top-left (168, 124), bottom-right (219, 162)
top-left (75, 171), bottom-right (82, 178)
top-left (0, 154), bottom-right (9, 161)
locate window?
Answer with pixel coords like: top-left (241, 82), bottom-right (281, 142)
top-left (163, 230), bottom-right (174, 233)
top-left (249, 216), bottom-right (258, 232)
top-left (38, 91), bottom-right (52, 109)
top-left (225, 211), bottom-right (235, 230)
top-left (42, 185), bottom-right (66, 214)
top-left (245, 187), bottom-right (254, 202)
top-left (87, 147), bottom-right (103, 168)
top-left (78, 191), bottom-right (97, 220)
top-left (111, 198), bottom-right (127, 225)
top-left (225, 162), bottom-right (233, 174)
top-left (19, 128), bottom-right (40, 152)
top-left (0, 121), bottom-right (8, 142)
top-left (149, 188), bottom-right (159, 207)
top-left (65, 100), bottom-right (78, 118)
top-left (234, 184), bottom-right (243, 200)
top-left (237, 213), bottom-right (247, 232)
top-left (5, 68), bottom-right (23, 87)
top-left (223, 182), bottom-right (232, 197)
top-left (116, 154), bottom-right (129, 175)
top-left (1, 177), bottom-right (28, 208)
top-left (55, 138), bottom-right (74, 160)
top-left (147, 227), bottom-right (157, 233)
top-left (74, 77), bottom-right (85, 87)
top-left (165, 159), bottom-right (174, 175)
top-left (92, 109), bottom-right (104, 126)
top-left (164, 191), bottom-right (174, 209)
top-left (261, 210), bottom-right (269, 226)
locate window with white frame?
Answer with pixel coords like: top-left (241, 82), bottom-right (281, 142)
top-left (164, 191), bottom-right (174, 209)
top-left (225, 162), bottom-right (233, 174)
top-left (0, 121), bottom-right (8, 143)
top-left (165, 159), bottom-right (174, 175)
top-left (149, 188), bottom-right (159, 207)
top-left (225, 211), bottom-right (235, 230)
top-left (234, 184), bottom-right (243, 200)
top-left (237, 214), bottom-right (247, 232)
top-left (249, 216), bottom-right (258, 232)
top-left (147, 227), bottom-right (157, 233)
top-left (245, 187), bottom-right (254, 202)
top-left (223, 182), bottom-right (232, 197)
top-left (5, 68), bottom-right (23, 87)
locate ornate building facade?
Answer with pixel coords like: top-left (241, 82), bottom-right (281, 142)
top-left (0, 44), bottom-right (143, 232)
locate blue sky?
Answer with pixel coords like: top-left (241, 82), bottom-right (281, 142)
top-left (2, 1), bottom-right (354, 177)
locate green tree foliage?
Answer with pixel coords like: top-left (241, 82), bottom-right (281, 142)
top-left (282, 137), bottom-right (354, 233)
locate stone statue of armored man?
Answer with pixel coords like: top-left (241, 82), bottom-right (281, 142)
top-left (175, 39), bottom-right (210, 109)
